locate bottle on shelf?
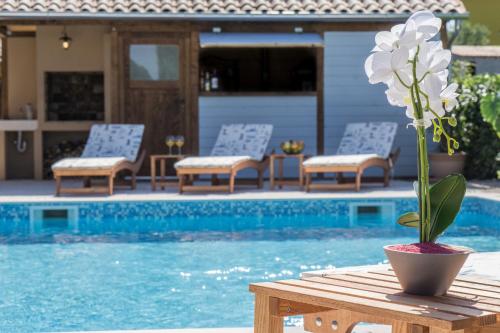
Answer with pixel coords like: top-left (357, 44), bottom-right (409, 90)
top-left (211, 69), bottom-right (219, 91)
top-left (204, 71), bottom-right (211, 92)
top-left (200, 70), bottom-right (205, 91)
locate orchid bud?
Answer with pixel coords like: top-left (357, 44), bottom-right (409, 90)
top-left (453, 141), bottom-right (460, 149)
top-left (448, 117), bottom-right (457, 127)
top-left (448, 148), bottom-right (454, 156)
top-left (432, 134), bottom-right (440, 142)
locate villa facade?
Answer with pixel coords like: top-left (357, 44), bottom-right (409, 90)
top-left (0, 0), bottom-right (467, 180)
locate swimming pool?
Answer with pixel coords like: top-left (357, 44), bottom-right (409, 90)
top-left (0, 197), bottom-right (498, 332)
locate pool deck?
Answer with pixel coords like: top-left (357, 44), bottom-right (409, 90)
top-left (0, 179), bottom-right (498, 203)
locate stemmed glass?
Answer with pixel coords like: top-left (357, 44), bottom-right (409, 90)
top-left (175, 136), bottom-right (185, 155)
top-left (165, 135), bottom-right (175, 155)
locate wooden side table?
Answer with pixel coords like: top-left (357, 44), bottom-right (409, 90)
top-left (150, 155), bottom-right (185, 191)
top-left (250, 268), bottom-right (500, 333)
top-left (270, 153), bottom-right (305, 190)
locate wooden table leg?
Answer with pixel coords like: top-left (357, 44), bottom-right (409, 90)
top-left (278, 158), bottom-right (284, 189)
top-left (150, 157), bottom-right (156, 191)
top-left (393, 321), bottom-right (428, 333)
top-left (254, 294), bottom-right (283, 333)
top-left (299, 155), bottom-right (304, 189)
top-left (270, 156), bottom-right (275, 190)
top-left (160, 159), bottom-right (166, 190)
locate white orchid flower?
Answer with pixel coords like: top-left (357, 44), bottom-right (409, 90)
top-left (365, 46), bottom-right (410, 84)
top-left (417, 41), bottom-right (451, 79)
top-left (385, 77), bottom-right (413, 107)
top-left (406, 10), bottom-right (442, 40)
top-left (373, 21), bottom-right (421, 52)
top-left (440, 83), bottom-right (459, 111)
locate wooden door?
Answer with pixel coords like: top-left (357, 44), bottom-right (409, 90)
top-left (119, 32), bottom-right (195, 174)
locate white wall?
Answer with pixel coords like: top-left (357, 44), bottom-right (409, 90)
top-left (7, 37), bottom-right (36, 119)
top-left (323, 31), bottom-right (436, 177)
top-left (199, 96), bottom-right (316, 177)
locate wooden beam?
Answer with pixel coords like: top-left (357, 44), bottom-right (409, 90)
top-left (441, 21), bottom-right (449, 49)
top-left (109, 29), bottom-right (120, 122)
top-left (188, 30), bottom-right (200, 155)
top-left (316, 44), bottom-right (324, 155)
top-left (1, 36), bottom-right (7, 119)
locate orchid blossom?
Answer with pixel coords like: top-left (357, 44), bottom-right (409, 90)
top-left (365, 10), bottom-right (461, 243)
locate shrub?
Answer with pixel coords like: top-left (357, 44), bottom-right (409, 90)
top-left (448, 62), bottom-right (500, 179)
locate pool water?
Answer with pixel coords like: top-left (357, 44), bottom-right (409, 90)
top-left (0, 198), bottom-right (498, 332)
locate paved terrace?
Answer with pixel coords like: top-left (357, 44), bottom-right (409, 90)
top-left (0, 179), bottom-right (498, 203)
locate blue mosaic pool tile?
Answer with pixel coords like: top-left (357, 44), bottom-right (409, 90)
top-left (0, 197), bottom-right (496, 225)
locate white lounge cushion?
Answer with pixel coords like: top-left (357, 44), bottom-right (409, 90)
top-left (52, 157), bottom-right (127, 170)
top-left (175, 156), bottom-right (252, 169)
top-left (303, 154), bottom-right (380, 167)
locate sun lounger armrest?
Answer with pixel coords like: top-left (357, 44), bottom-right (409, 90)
top-left (129, 149), bottom-right (146, 173)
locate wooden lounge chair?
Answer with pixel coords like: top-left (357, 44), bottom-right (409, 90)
top-left (303, 122), bottom-right (399, 192)
top-left (175, 124), bottom-right (273, 193)
top-left (52, 124), bottom-right (145, 196)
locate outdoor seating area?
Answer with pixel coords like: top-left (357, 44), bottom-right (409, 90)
top-left (47, 122), bottom-right (404, 196)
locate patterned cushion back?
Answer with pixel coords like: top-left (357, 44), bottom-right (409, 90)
top-left (336, 122), bottom-right (397, 159)
top-left (210, 124), bottom-right (273, 161)
top-left (81, 124), bottom-right (145, 161)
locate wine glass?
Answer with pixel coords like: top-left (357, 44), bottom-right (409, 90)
top-left (175, 135), bottom-right (185, 155)
top-left (165, 135), bottom-right (175, 155)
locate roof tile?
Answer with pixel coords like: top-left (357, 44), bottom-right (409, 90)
top-left (0, 0), bottom-right (467, 16)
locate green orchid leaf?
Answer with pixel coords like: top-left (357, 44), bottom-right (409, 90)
top-left (429, 174), bottom-right (467, 242)
top-left (397, 212), bottom-right (419, 228)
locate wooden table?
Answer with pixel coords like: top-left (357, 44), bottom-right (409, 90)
top-left (270, 153), bottom-right (305, 190)
top-left (250, 268), bottom-right (500, 333)
top-left (150, 154), bottom-right (185, 191)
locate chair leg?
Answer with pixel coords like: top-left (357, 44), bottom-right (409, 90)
top-left (355, 172), bottom-right (362, 192)
top-left (257, 169), bottom-right (264, 189)
top-left (336, 172), bottom-right (344, 184)
top-left (383, 168), bottom-right (390, 187)
top-left (131, 173), bottom-right (137, 190)
top-left (305, 173), bottom-right (311, 192)
top-left (83, 177), bottom-right (91, 188)
top-left (55, 176), bottom-right (62, 196)
top-left (211, 174), bottom-right (219, 185)
top-left (179, 175), bottom-right (185, 194)
top-left (108, 176), bottom-right (114, 195)
top-left (229, 172), bottom-right (235, 193)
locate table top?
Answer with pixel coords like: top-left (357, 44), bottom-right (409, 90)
top-left (271, 153), bottom-right (305, 158)
top-left (150, 154), bottom-right (185, 159)
top-left (249, 268), bottom-right (500, 331)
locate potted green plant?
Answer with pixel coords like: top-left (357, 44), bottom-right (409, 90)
top-left (365, 10), bottom-right (472, 296)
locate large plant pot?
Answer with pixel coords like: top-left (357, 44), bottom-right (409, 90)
top-left (384, 244), bottom-right (472, 296)
top-left (429, 152), bottom-right (466, 179)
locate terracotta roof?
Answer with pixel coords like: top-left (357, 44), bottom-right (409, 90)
top-left (0, 0), bottom-right (467, 19)
top-left (452, 46), bottom-right (500, 58)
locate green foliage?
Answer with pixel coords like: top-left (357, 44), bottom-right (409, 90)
top-left (480, 92), bottom-right (500, 138)
top-left (397, 175), bottom-right (467, 242)
top-left (453, 21), bottom-right (491, 46)
top-left (447, 61), bottom-right (500, 179)
top-left (428, 174), bottom-right (467, 242)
